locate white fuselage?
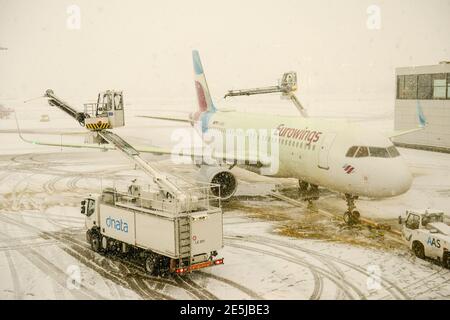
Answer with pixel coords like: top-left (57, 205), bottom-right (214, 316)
top-left (202, 111), bottom-right (413, 198)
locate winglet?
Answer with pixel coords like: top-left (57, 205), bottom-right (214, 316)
top-left (386, 100), bottom-right (427, 139)
top-left (14, 111), bottom-right (33, 144)
top-left (416, 100), bottom-right (427, 128)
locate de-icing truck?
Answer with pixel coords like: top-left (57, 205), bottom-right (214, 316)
top-left (81, 182), bottom-right (224, 275)
top-left (37, 89), bottom-right (225, 275)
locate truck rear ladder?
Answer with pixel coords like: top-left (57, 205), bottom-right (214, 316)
top-left (177, 216), bottom-right (192, 270)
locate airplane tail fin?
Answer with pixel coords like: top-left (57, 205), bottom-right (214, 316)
top-left (192, 50), bottom-right (216, 114)
top-left (416, 100), bottom-right (427, 127)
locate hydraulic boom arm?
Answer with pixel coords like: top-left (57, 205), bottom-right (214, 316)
top-left (44, 89), bottom-right (87, 126)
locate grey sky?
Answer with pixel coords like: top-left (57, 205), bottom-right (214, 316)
top-left (1, 0), bottom-right (449, 106)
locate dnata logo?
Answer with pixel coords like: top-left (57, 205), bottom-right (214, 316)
top-left (106, 216), bottom-right (128, 233)
top-left (427, 237), bottom-right (441, 248)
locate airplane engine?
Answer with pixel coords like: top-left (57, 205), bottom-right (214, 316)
top-left (197, 166), bottom-right (237, 200)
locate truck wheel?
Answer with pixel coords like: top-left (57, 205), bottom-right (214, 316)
top-left (86, 230), bottom-right (92, 244)
top-left (90, 233), bottom-right (102, 253)
top-left (101, 236), bottom-right (109, 252)
top-left (145, 254), bottom-right (158, 275)
top-left (443, 253), bottom-right (450, 269)
top-left (412, 241), bottom-right (425, 259)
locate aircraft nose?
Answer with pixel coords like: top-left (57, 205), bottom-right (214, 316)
top-left (385, 162), bottom-right (413, 196)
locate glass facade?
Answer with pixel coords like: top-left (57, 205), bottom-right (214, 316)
top-left (397, 72), bottom-right (450, 100)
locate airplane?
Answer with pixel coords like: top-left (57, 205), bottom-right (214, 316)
top-left (136, 51), bottom-right (426, 225)
top-left (15, 50), bottom-right (426, 225)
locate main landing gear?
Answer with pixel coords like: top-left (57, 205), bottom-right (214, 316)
top-left (343, 194), bottom-right (360, 225)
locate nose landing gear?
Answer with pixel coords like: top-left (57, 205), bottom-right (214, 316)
top-left (343, 194), bottom-right (360, 225)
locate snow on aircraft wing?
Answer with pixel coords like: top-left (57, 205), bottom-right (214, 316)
top-left (0, 128), bottom-right (87, 136)
top-left (17, 133), bottom-right (272, 166)
top-left (16, 129), bottom-right (272, 167)
top-left (17, 130), bottom-right (115, 151)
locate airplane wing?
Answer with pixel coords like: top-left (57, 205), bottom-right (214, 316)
top-left (17, 130), bottom-right (116, 151)
top-left (17, 127), bottom-right (272, 167)
top-left (18, 131), bottom-right (272, 166)
top-left (136, 115), bottom-right (192, 123)
top-left (386, 127), bottom-right (425, 139)
top-left (0, 128), bottom-right (87, 136)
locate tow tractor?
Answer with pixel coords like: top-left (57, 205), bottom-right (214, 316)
top-left (399, 209), bottom-right (450, 268)
top-left (41, 89), bottom-right (225, 275)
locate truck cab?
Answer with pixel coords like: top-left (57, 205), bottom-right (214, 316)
top-left (81, 194), bottom-right (101, 230)
top-left (399, 209), bottom-right (450, 267)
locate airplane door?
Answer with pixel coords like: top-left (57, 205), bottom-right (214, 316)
top-left (318, 133), bottom-right (336, 170)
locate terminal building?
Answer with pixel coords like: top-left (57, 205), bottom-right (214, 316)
top-left (394, 61), bottom-right (450, 152)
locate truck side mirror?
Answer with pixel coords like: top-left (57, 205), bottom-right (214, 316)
top-left (398, 216), bottom-right (403, 225)
top-left (81, 200), bottom-right (86, 215)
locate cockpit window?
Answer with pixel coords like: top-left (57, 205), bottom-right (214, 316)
top-left (387, 146), bottom-right (400, 157)
top-left (346, 146), bottom-right (358, 157)
top-left (355, 146), bottom-right (369, 158)
top-left (369, 147), bottom-right (390, 158)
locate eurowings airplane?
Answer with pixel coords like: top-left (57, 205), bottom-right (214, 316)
top-left (17, 50), bottom-right (426, 224)
top-left (136, 51), bottom-right (426, 224)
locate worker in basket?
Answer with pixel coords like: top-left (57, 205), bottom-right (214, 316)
top-left (128, 179), bottom-right (140, 197)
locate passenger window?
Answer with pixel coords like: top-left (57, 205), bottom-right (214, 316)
top-left (405, 214), bottom-right (420, 230)
top-left (369, 147), bottom-right (390, 158)
top-left (346, 146), bottom-right (358, 157)
top-left (355, 147), bottom-right (369, 158)
top-left (387, 146), bottom-right (400, 157)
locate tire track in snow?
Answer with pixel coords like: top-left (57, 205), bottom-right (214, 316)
top-left (3, 250), bottom-right (23, 299)
top-left (0, 214), bottom-right (114, 299)
top-left (0, 228), bottom-right (105, 299)
top-left (197, 271), bottom-right (265, 300)
top-left (225, 236), bottom-right (366, 300)
top-left (229, 235), bottom-right (410, 300)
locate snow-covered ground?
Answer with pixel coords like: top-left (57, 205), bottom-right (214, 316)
top-left (0, 105), bottom-right (449, 300)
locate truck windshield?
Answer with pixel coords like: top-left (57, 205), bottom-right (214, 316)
top-left (406, 214), bottom-right (420, 230)
top-left (422, 213), bottom-right (444, 226)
